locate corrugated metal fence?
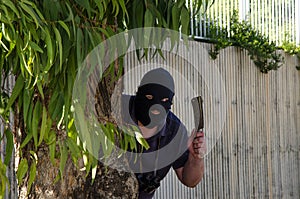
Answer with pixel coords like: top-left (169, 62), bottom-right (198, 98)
top-left (124, 42), bottom-right (300, 199)
top-left (189, 0), bottom-right (300, 46)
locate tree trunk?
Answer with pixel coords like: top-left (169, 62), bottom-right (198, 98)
top-left (18, 146), bottom-right (138, 199)
top-left (18, 60), bottom-right (139, 198)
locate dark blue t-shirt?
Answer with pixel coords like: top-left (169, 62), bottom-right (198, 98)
top-left (122, 95), bottom-right (189, 199)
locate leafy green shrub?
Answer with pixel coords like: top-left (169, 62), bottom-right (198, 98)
top-left (208, 11), bottom-right (283, 73)
top-left (281, 36), bottom-right (300, 70)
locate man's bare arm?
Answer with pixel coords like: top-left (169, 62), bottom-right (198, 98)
top-left (175, 131), bottom-right (206, 187)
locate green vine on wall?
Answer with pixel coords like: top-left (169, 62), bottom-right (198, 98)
top-left (208, 11), bottom-right (285, 73)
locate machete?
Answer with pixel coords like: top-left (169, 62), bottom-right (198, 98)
top-left (191, 96), bottom-right (204, 131)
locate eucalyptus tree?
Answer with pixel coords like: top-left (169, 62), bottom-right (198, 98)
top-left (0, 0), bottom-right (211, 198)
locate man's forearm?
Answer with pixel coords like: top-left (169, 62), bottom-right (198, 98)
top-left (181, 154), bottom-right (205, 187)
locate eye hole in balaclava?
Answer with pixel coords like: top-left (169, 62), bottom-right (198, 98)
top-left (133, 68), bottom-right (175, 128)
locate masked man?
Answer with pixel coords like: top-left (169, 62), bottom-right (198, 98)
top-left (122, 68), bottom-right (206, 199)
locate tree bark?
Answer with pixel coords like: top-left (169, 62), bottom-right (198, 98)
top-left (18, 145), bottom-right (138, 199)
top-left (18, 60), bottom-right (138, 198)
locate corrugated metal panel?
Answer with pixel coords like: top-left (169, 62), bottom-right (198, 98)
top-left (0, 74), bottom-right (17, 199)
top-left (190, 0), bottom-right (299, 46)
top-left (124, 42), bottom-right (300, 198)
top-left (296, 0), bottom-right (300, 45)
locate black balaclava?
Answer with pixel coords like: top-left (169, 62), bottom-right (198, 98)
top-left (134, 68), bottom-right (175, 128)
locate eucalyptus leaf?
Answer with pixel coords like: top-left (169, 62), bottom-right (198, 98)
top-left (59, 141), bottom-right (68, 180)
top-left (44, 28), bottom-right (54, 72)
top-left (171, 4), bottom-right (180, 31)
top-left (0, 161), bottom-right (9, 198)
top-left (20, 133), bottom-right (33, 149)
top-left (4, 129), bottom-right (13, 166)
top-left (180, 6), bottom-right (190, 36)
top-left (118, 0), bottom-right (128, 20)
top-left (36, 80), bottom-right (44, 100)
top-left (5, 75), bottom-right (24, 113)
top-left (32, 100), bottom-right (42, 148)
top-left (17, 158), bottom-right (28, 185)
top-left (27, 160), bottom-right (37, 194)
top-left (53, 26), bottom-right (63, 72)
top-left (28, 41), bottom-right (43, 53)
top-left (76, 27), bottom-right (83, 67)
top-left (48, 131), bottom-right (56, 164)
top-left (38, 105), bottom-right (48, 146)
top-left (66, 137), bottom-right (81, 160)
top-left (58, 20), bottom-right (71, 38)
top-left (132, 128), bottom-right (149, 150)
top-left (3, 0), bottom-right (20, 18)
top-left (144, 9), bottom-right (154, 28)
top-left (19, 1), bottom-right (39, 29)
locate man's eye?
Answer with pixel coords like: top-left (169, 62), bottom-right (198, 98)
top-left (145, 95), bottom-right (153, 100)
top-left (161, 98), bottom-right (169, 102)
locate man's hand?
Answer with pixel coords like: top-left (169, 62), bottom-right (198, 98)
top-left (188, 129), bottom-right (207, 159)
top-left (175, 129), bottom-right (206, 187)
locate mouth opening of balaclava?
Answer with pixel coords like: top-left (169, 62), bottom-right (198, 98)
top-left (134, 68), bottom-right (175, 128)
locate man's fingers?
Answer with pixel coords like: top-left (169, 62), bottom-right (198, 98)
top-left (193, 136), bottom-right (204, 143)
top-left (194, 148), bottom-right (204, 153)
top-left (189, 129), bottom-right (206, 158)
top-left (195, 142), bottom-right (206, 156)
top-left (193, 142), bottom-right (203, 148)
top-left (193, 132), bottom-right (204, 144)
top-left (193, 131), bottom-right (206, 157)
top-left (193, 142), bottom-right (205, 151)
top-left (194, 131), bottom-right (204, 138)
